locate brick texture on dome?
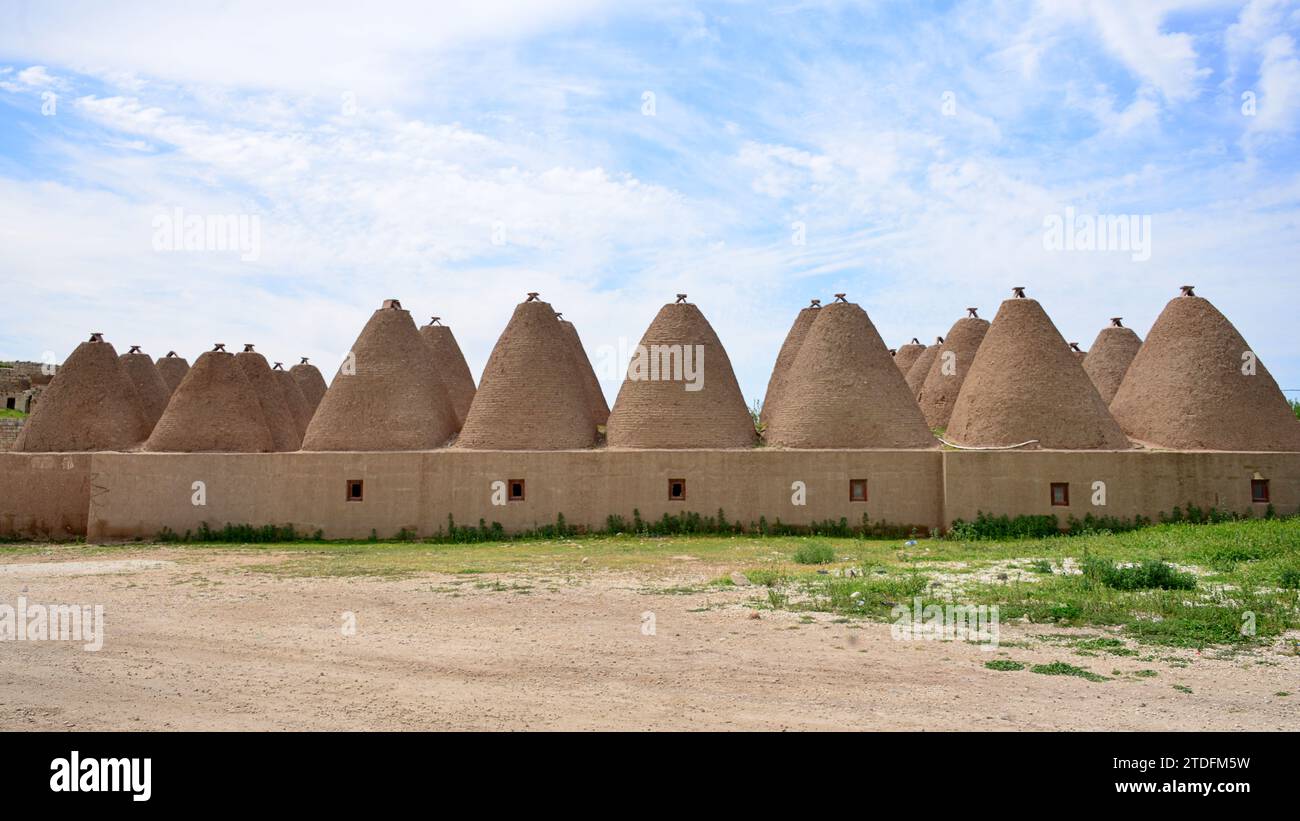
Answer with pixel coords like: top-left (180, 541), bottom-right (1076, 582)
top-left (764, 300), bottom-right (936, 449)
top-left (1082, 321), bottom-right (1142, 405)
top-left (916, 315), bottom-right (989, 429)
top-left (419, 321), bottom-right (477, 429)
top-left (15, 335), bottom-right (150, 452)
top-left (759, 303), bottom-right (820, 431)
top-left (303, 302), bottom-right (458, 451)
top-left (1110, 293), bottom-right (1300, 451)
top-left (456, 297), bottom-right (596, 449)
top-left (119, 349), bottom-right (172, 432)
top-left (605, 300), bottom-right (756, 449)
top-left (144, 348), bottom-right (275, 453)
top-left (945, 293), bottom-right (1130, 450)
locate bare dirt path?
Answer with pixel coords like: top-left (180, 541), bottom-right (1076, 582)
top-left (1, 548), bottom-right (1295, 731)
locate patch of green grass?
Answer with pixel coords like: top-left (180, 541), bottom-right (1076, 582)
top-left (1132, 669), bottom-right (1159, 678)
top-left (743, 568), bottom-right (789, 587)
top-left (1030, 662), bottom-right (1109, 682)
top-left (0, 408), bottom-right (27, 419)
top-left (1173, 684), bottom-right (1193, 694)
top-left (1075, 637), bottom-right (1138, 656)
top-left (1027, 559), bottom-right (1054, 574)
top-left (984, 659), bottom-right (1025, 671)
top-left (1081, 557), bottom-right (1196, 591)
top-left (792, 541), bottom-right (836, 565)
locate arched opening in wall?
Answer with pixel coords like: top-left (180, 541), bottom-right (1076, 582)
top-left (849, 479), bottom-right (867, 502)
top-left (1251, 478), bottom-right (1270, 504)
top-left (1050, 482), bottom-right (1070, 506)
top-left (346, 479), bottom-right (364, 502)
top-left (668, 479), bottom-right (686, 501)
top-left (509, 480), bottom-right (525, 502)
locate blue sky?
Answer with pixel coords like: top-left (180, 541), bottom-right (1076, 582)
top-left (2, 0), bottom-right (1299, 404)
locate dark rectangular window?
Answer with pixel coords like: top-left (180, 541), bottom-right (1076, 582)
top-left (668, 479), bottom-right (686, 501)
top-left (1050, 482), bottom-right (1069, 506)
top-left (849, 479), bottom-right (868, 502)
top-left (509, 479), bottom-right (525, 502)
top-left (346, 479), bottom-right (364, 502)
top-left (1251, 479), bottom-right (1270, 503)
top-left (5, 397), bottom-right (14, 410)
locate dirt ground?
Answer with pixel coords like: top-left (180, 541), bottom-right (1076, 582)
top-left (1, 547), bottom-right (1296, 731)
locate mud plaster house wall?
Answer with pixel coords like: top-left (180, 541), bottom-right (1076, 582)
top-left (943, 451), bottom-right (1300, 525)
top-left (84, 450), bottom-right (944, 541)
top-left (0, 452), bottom-right (93, 538)
top-left (3, 450), bottom-right (1296, 541)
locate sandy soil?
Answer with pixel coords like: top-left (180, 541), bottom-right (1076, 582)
top-left (1, 548), bottom-right (1296, 731)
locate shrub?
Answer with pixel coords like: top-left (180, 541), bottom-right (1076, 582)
top-left (792, 541), bottom-right (836, 565)
top-left (1081, 557), bottom-right (1196, 591)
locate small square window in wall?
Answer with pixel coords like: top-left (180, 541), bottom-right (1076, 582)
top-left (346, 479), bottom-right (364, 502)
top-left (849, 479), bottom-right (868, 502)
top-left (668, 479), bottom-right (686, 501)
top-left (508, 480), bottom-right (525, 502)
top-left (1251, 479), bottom-right (1270, 503)
top-left (1050, 482), bottom-right (1069, 506)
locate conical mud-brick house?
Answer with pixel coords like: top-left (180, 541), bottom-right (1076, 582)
top-left (760, 299), bottom-right (821, 430)
top-left (946, 288), bottom-right (1130, 449)
top-left (893, 337), bottom-right (926, 375)
top-left (916, 309), bottom-right (989, 429)
top-left (144, 344), bottom-right (274, 453)
top-left (304, 300), bottom-right (458, 451)
top-left (1110, 287), bottom-right (1300, 450)
top-left (765, 296), bottom-right (935, 449)
top-left (156, 351), bottom-right (190, 396)
top-left (606, 295), bottom-right (756, 449)
top-left (15, 333), bottom-right (150, 452)
top-left (290, 358), bottom-right (328, 410)
top-left (1082, 318), bottom-right (1141, 405)
top-left (235, 345), bottom-right (302, 451)
top-left (904, 337), bottom-right (942, 396)
top-left (119, 346), bottom-right (172, 432)
top-left (273, 362), bottom-right (314, 438)
top-left (419, 317), bottom-right (477, 429)
top-left (457, 294), bottom-right (596, 449)
top-left (557, 312), bottom-right (610, 427)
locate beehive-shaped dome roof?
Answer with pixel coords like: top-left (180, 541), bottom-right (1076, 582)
top-left (155, 351), bottom-right (190, 396)
top-left (759, 299), bottom-right (821, 430)
top-left (764, 296), bottom-right (935, 449)
top-left (945, 288), bottom-right (1130, 449)
top-left (143, 344), bottom-right (275, 453)
top-left (1110, 287), bottom-right (1300, 450)
top-left (916, 309), bottom-right (989, 429)
top-left (606, 295), bottom-right (756, 449)
top-left (456, 295), bottom-right (596, 449)
top-left (1082, 318), bottom-right (1141, 405)
top-left (235, 345), bottom-right (301, 451)
top-left (558, 313), bottom-right (610, 427)
top-left (904, 337), bottom-right (942, 396)
top-left (273, 362), bottom-right (314, 438)
top-left (119, 346), bottom-right (172, 432)
top-left (15, 333), bottom-right (150, 452)
top-left (303, 300), bottom-right (458, 451)
top-left (290, 358), bottom-right (328, 410)
top-left (893, 337), bottom-right (926, 375)
top-left (419, 318), bottom-right (477, 429)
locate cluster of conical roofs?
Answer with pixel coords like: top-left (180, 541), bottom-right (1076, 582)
top-left (14, 286), bottom-right (1300, 453)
